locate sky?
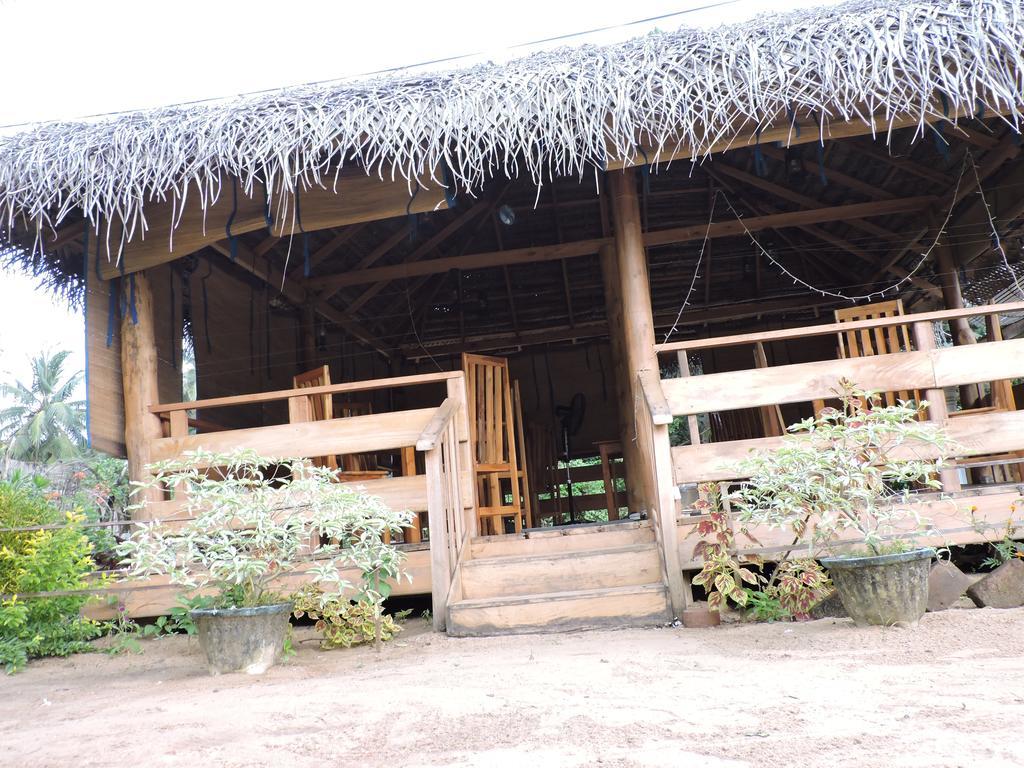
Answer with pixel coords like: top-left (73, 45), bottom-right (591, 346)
top-left (0, 0), bottom-right (839, 399)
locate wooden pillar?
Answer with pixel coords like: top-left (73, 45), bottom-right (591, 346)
top-left (911, 321), bottom-right (961, 493)
top-left (607, 169), bottom-right (660, 512)
top-left (120, 270), bottom-right (164, 505)
top-left (598, 243), bottom-right (642, 511)
top-left (935, 240), bottom-right (982, 409)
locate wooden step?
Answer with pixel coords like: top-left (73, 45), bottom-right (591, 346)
top-left (469, 521), bottom-right (653, 559)
top-left (447, 583), bottom-right (671, 637)
top-left (460, 544), bottom-right (662, 599)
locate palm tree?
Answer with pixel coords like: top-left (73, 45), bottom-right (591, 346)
top-left (0, 350), bottom-right (86, 463)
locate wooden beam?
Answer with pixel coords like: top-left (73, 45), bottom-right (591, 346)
top-left (402, 294), bottom-right (844, 358)
top-left (210, 239), bottom-right (390, 358)
top-left (872, 133), bottom-right (1021, 280)
top-left (314, 196), bottom-right (495, 312)
top-left (314, 196), bottom-right (936, 290)
top-left (705, 162), bottom-right (942, 292)
top-left (98, 169), bottom-right (448, 279)
top-left (758, 145), bottom-right (895, 200)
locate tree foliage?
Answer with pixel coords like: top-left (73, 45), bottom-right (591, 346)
top-left (0, 350), bottom-right (85, 463)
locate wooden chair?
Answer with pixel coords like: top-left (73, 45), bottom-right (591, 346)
top-left (291, 366), bottom-right (390, 478)
top-left (462, 353), bottom-right (526, 535)
top-left (291, 365), bottom-right (338, 470)
top-left (812, 299), bottom-right (920, 414)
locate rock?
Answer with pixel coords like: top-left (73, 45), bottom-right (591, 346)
top-left (809, 591), bottom-right (848, 619)
top-left (966, 559), bottom-right (1024, 609)
top-left (927, 561), bottom-right (973, 612)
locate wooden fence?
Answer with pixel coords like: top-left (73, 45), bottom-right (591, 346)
top-left (641, 302), bottom-right (1024, 587)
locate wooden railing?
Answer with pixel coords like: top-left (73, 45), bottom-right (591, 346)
top-left (417, 397), bottom-right (472, 632)
top-left (637, 370), bottom-right (689, 616)
top-left (653, 302), bottom-right (1024, 486)
top-left (138, 371), bottom-right (477, 627)
top-left (142, 371), bottom-right (469, 526)
top-left (640, 302), bottom-right (1024, 580)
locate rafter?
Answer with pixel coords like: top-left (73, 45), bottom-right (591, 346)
top-left (871, 132), bottom-right (1021, 281)
top-left (313, 195), bottom-right (936, 290)
top-left (704, 166), bottom-right (942, 297)
top-left (209, 241), bottom-right (390, 358)
top-left (401, 294), bottom-right (841, 358)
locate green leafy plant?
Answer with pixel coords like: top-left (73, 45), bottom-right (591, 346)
top-left (117, 450), bottom-right (413, 614)
top-left (102, 609), bottom-right (142, 656)
top-left (981, 521), bottom-right (1024, 570)
top-left (292, 584), bottom-right (403, 649)
top-left (0, 481), bottom-right (101, 673)
top-left (743, 588), bottom-right (789, 622)
top-left (141, 594), bottom-right (214, 638)
top-left (689, 483), bottom-right (760, 611)
top-left (729, 381), bottom-right (955, 558)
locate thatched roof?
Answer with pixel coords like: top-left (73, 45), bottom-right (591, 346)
top-left (1, 0), bottom-right (1022, 264)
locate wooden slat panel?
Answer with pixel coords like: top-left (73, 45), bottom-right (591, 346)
top-left (678, 489), bottom-right (1024, 569)
top-left (87, 548), bottom-right (433, 619)
top-left (931, 339), bottom-right (1024, 388)
top-left (150, 408), bottom-right (435, 464)
top-left (672, 409), bottom-right (1024, 483)
top-left (134, 475), bottom-right (432, 528)
top-left (662, 351), bottom-right (936, 416)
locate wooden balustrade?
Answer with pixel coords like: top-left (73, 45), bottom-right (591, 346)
top-left (637, 369), bottom-right (689, 616)
top-left (654, 302), bottom-right (1024, 486)
top-left (139, 372), bottom-right (477, 619)
top-left (418, 390), bottom-right (474, 632)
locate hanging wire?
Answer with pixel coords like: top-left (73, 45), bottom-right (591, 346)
top-left (717, 154), bottom-right (968, 303)
top-left (967, 152), bottom-right (1024, 296)
top-left (663, 189), bottom-right (718, 342)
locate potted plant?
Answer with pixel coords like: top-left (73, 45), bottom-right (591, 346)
top-left (117, 449), bottom-right (412, 674)
top-left (728, 380), bottom-right (954, 626)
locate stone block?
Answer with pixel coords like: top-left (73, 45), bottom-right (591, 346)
top-left (927, 560), bottom-right (973, 612)
top-left (966, 559), bottom-right (1024, 609)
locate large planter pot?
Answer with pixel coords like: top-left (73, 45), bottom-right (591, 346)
top-left (191, 603), bottom-right (293, 675)
top-left (820, 548), bottom-right (933, 626)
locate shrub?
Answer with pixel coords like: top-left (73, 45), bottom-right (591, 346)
top-left (0, 481), bottom-right (100, 673)
top-left (729, 380), bottom-right (954, 557)
top-left (118, 450), bottom-right (414, 612)
top-left (292, 585), bottom-right (402, 648)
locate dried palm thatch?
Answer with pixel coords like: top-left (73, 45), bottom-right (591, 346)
top-left (1, 0), bottom-right (1023, 264)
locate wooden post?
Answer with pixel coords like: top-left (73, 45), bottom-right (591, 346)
top-left (120, 271), bottom-right (165, 505)
top-left (598, 243), bottom-right (641, 511)
top-left (447, 375), bottom-right (478, 538)
top-left (935, 240), bottom-right (982, 409)
top-left (912, 321), bottom-right (961, 492)
top-left (424, 445), bottom-right (450, 632)
top-left (608, 169), bottom-right (661, 512)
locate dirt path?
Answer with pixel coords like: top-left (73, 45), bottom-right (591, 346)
top-left (2, 608), bottom-right (1022, 767)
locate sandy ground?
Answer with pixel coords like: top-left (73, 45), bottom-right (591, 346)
top-left (1, 609), bottom-right (1023, 768)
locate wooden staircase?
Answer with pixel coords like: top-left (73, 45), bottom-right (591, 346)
top-left (446, 522), bottom-right (673, 636)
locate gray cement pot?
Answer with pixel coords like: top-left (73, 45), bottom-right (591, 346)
top-left (820, 548), bottom-right (933, 627)
top-left (191, 603), bottom-right (293, 675)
